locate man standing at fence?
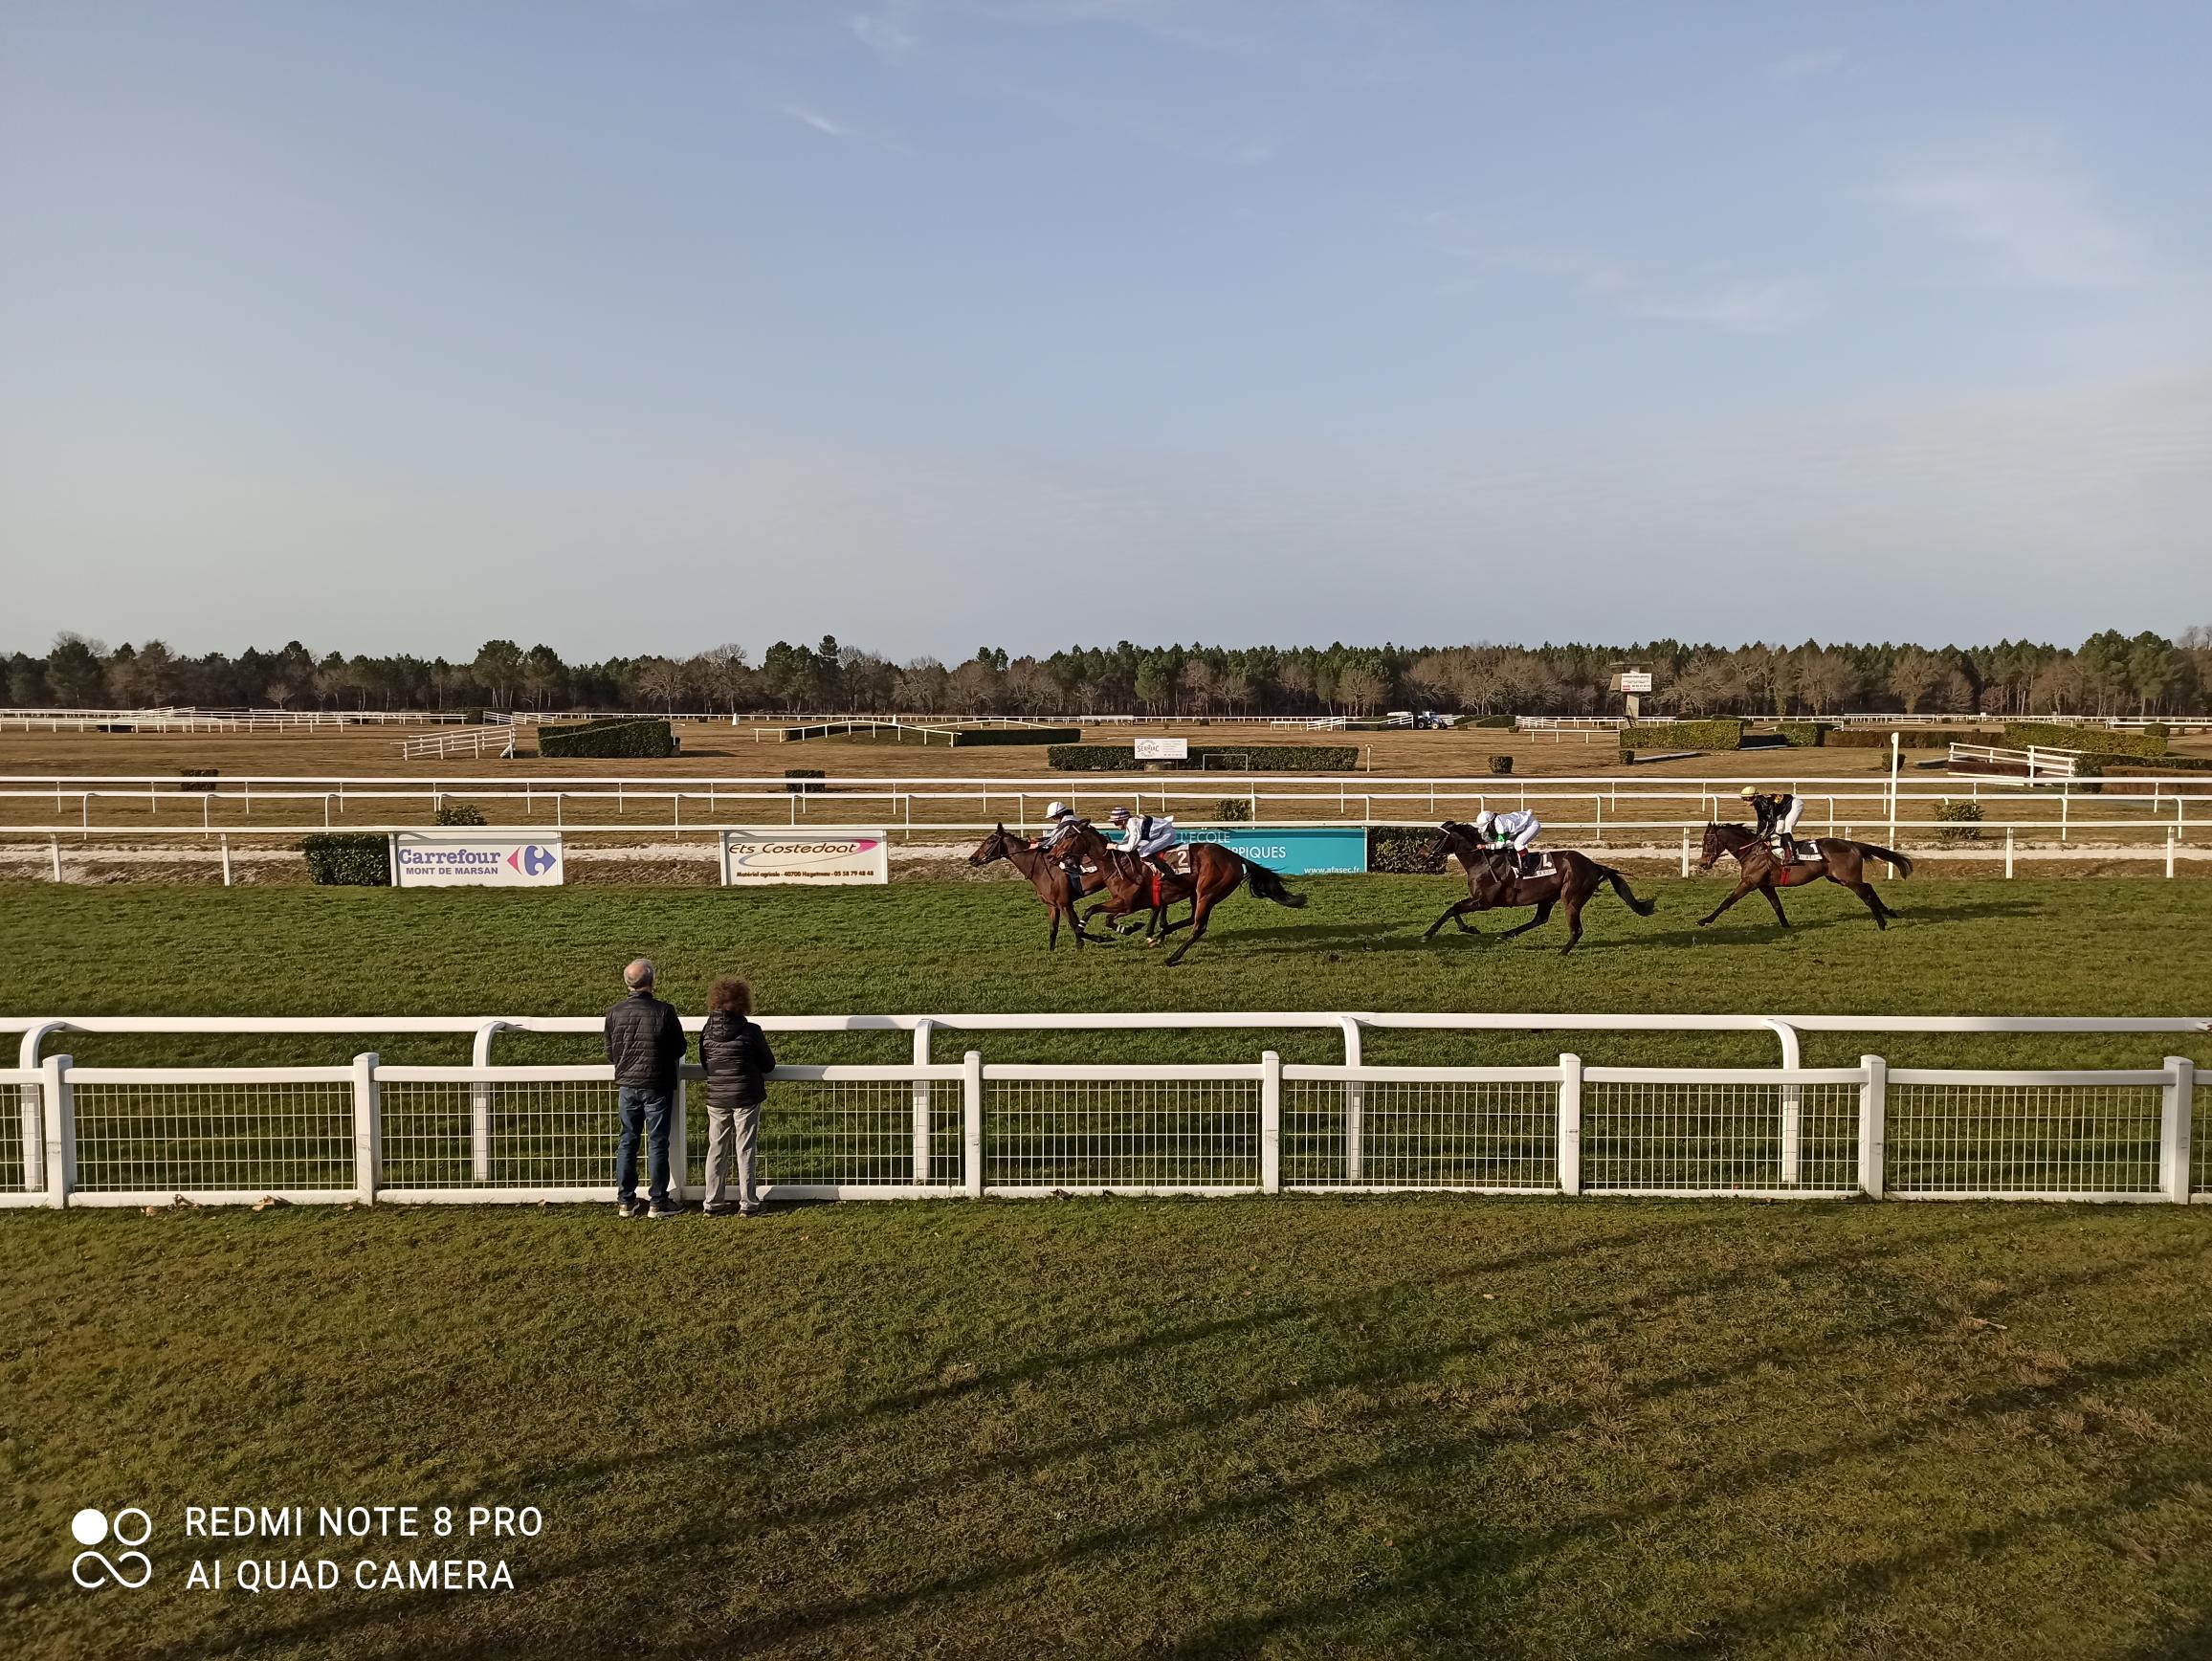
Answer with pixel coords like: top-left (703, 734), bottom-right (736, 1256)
top-left (607, 958), bottom-right (687, 1219)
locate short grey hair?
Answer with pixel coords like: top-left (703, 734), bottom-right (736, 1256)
top-left (624, 958), bottom-right (655, 989)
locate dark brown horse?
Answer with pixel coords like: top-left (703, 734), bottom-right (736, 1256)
top-left (1423, 820), bottom-right (1655, 953)
top-left (968, 824), bottom-right (1114, 948)
top-left (1055, 821), bottom-right (1305, 965)
top-left (1697, 821), bottom-right (1911, 930)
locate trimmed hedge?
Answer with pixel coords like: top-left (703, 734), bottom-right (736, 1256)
top-left (1366, 826), bottom-right (1448, 875)
top-left (178, 768), bottom-right (218, 792)
top-left (301, 833), bottom-right (390, 886)
top-left (433, 803), bottom-right (487, 827)
top-left (1046, 744), bottom-right (1362, 772)
top-left (1820, 728), bottom-right (1968, 749)
top-left (540, 719), bottom-right (676, 760)
top-left (785, 768), bottom-right (826, 794)
top-left (2003, 721), bottom-right (2168, 759)
top-left (1618, 720), bottom-right (1743, 753)
top-left (945, 725), bottom-right (1080, 747)
top-left (1215, 797), bottom-right (1252, 821)
top-left (1487, 755), bottom-right (1514, 775)
top-left (1464, 714), bottom-right (1515, 728)
top-left (2102, 754), bottom-right (2212, 775)
top-left (1778, 722), bottom-right (1832, 747)
top-left (1933, 799), bottom-right (1983, 847)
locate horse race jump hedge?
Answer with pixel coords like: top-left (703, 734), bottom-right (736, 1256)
top-left (2003, 721), bottom-right (2168, 759)
top-left (1617, 720), bottom-right (1743, 754)
top-left (1778, 721), bottom-right (1832, 746)
top-left (946, 725), bottom-right (1080, 747)
top-left (302, 833), bottom-right (390, 886)
top-left (540, 719), bottom-right (676, 760)
top-left (1047, 744), bottom-right (1362, 772)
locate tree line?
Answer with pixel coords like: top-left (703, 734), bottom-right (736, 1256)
top-left (8, 629), bottom-right (2210, 720)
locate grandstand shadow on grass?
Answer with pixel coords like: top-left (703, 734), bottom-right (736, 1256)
top-left (131, 1210), bottom-right (2113, 1660)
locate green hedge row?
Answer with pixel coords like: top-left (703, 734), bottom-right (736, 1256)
top-left (1366, 826), bottom-right (1448, 875)
top-left (2002, 721), bottom-right (2168, 759)
top-left (1463, 714), bottom-right (1515, 728)
top-left (945, 725), bottom-right (1080, 747)
top-left (1046, 744), bottom-right (1362, 772)
top-left (302, 833), bottom-right (389, 886)
top-left (540, 719), bottom-right (676, 759)
top-left (1778, 722), bottom-right (1832, 747)
top-left (2100, 755), bottom-right (2212, 775)
top-left (1617, 720), bottom-right (1743, 753)
top-left (1819, 727), bottom-right (1970, 749)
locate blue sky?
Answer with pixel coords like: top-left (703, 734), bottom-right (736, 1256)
top-left (2, 1), bottom-right (2207, 658)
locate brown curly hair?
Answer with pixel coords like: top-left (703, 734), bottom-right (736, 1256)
top-left (708, 977), bottom-right (752, 1016)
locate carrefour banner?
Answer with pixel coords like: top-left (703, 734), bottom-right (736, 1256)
top-left (394, 832), bottom-right (564, 888)
top-left (720, 829), bottom-right (890, 885)
top-left (1182, 825), bottom-right (1366, 875)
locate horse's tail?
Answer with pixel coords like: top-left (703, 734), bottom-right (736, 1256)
top-left (1241, 856), bottom-right (1307, 908)
top-left (1858, 844), bottom-right (1913, 878)
top-left (1598, 864), bottom-right (1657, 917)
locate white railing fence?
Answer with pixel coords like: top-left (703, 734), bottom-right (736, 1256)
top-left (5, 1045), bottom-right (2201, 1209)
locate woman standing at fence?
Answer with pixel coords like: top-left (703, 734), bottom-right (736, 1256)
top-left (698, 978), bottom-right (776, 1217)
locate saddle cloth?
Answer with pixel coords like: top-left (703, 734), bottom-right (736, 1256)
top-left (1496, 852), bottom-right (1554, 877)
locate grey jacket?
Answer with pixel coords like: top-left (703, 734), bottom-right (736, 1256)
top-left (604, 990), bottom-right (686, 1090)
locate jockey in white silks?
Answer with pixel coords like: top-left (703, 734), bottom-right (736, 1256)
top-left (1740, 786), bottom-right (1805, 863)
top-left (1108, 806), bottom-right (1179, 882)
top-left (1032, 802), bottom-right (1085, 887)
top-left (1471, 808), bottom-right (1542, 875)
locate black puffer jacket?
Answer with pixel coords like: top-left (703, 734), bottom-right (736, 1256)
top-left (697, 1012), bottom-right (776, 1109)
top-left (604, 990), bottom-right (687, 1089)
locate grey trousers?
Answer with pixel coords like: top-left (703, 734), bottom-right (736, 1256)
top-left (703, 1098), bottom-right (761, 1212)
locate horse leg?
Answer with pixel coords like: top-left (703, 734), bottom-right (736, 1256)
top-left (1164, 893), bottom-right (1217, 965)
top-left (1425, 897), bottom-right (1479, 940)
top-left (1559, 895), bottom-right (1584, 953)
top-left (1697, 882), bottom-right (1758, 927)
top-left (1845, 879), bottom-right (1890, 929)
top-left (1048, 904), bottom-right (1062, 950)
top-left (1760, 884), bottom-right (1790, 927)
top-left (1495, 900), bottom-right (1554, 941)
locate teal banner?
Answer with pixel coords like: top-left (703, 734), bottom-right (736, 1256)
top-left (1182, 825), bottom-right (1367, 875)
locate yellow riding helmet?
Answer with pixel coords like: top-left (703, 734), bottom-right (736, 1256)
top-left (1738, 786), bottom-right (1759, 800)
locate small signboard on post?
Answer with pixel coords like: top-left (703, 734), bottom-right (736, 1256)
top-left (1615, 671), bottom-right (1653, 694)
top-left (393, 831), bottom-right (564, 888)
top-left (719, 830), bottom-right (890, 885)
top-left (1134, 737), bottom-right (1189, 762)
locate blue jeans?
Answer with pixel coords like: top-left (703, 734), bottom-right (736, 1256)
top-left (616, 1085), bottom-right (675, 1206)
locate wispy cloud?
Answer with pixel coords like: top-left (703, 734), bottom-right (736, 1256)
top-left (1768, 47), bottom-right (1844, 82)
top-left (1625, 278), bottom-right (1825, 335)
top-left (776, 101), bottom-right (917, 155)
top-left (849, 11), bottom-right (919, 56)
top-left (1867, 128), bottom-right (2154, 290)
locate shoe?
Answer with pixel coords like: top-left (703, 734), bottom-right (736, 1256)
top-left (703, 1202), bottom-right (741, 1217)
top-left (648, 1199), bottom-right (683, 1219)
top-left (617, 1198), bottom-right (645, 1219)
top-left (739, 1207), bottom-right (763, 1218)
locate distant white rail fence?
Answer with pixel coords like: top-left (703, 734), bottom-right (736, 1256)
top-left (6, 1011), bottom-right (2204, 1208)
top-left (398, 727), bottom-right (516, 761)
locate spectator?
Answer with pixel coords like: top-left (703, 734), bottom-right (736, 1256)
top-left (698, 977), bottom-right (776, 1217)
top-left (606, 958), bottom-right (686, 1219)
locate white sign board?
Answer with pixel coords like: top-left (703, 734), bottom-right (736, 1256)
top-left (1617, 671), bottom-right (1653, 693)
top-left (393, 832), bottom-right (564, 888)
top-left (1134, 737), bottom-right (1189, 761)
top-left (719, 830), bottom-right (890, 885)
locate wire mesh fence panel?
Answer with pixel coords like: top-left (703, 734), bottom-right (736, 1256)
top-left (984, 1078), bottom-right (1260, 1190)
top-left (753, 1078), bottom-right (962, 1189)
top-left (380, 1079), bottom-right (621, 1189)
top-left (72, 1079), bottom-right (355, 1194)
top-left (2198, 1082), bottom-right (2211, 1199)
top-left (2, 1079), bottom-right (30, 1193)
top-left (1282, 1078), bottom-right (1555, 1189)
top-left (1583, 1082), bottom-right (1859, 1193)
top-left (1888, 1083), bottom-right (2162, 1196)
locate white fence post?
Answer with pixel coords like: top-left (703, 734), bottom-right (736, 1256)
top-left (1338, 1016), bottom-right (1363, 1184)
top-left (1557, 1053), bottom-right (1582, 1196)
top-left (469, 1021), bottom-right (509, 1184)
top-left (40, 1053), bottom-right (73, 1208)
top-left (670, 1078), bottom-right (690, 1204)
top-left (719, 830), bottom-right (733, 887)
top-left (911, 1019), bottom-right (935, 1185)
top-left (353, 1052), bottom-right (380, 1206)
top-left (1260, 1051), bottom-right (1282, 1195)
top-left (962, 1051), bottom-right (984, 1199)
top-left (1858, 1054), bottom-right (1886, 1200)
top-left (2161, 1056), bottom-right (2195, 1205)
top-left (18, 1071), bottom-right (42, 1195)
top-left (1764, 1019), bottom-right (1803, 1185)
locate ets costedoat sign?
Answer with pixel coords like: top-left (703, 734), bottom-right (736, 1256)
top-left (393, 832), bottom-right (564, 888)
top-left (1182, 826), bottom-right (1366, 875)
top-left (719, 830), bottom-right (890, 885)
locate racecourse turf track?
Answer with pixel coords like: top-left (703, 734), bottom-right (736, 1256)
top-left (6, 877), bottom-right (2212, 1658)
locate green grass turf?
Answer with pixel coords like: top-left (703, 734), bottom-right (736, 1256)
top-left (6, 880), bottom-right (2212, 1657)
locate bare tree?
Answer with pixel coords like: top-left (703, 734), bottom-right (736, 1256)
top-left (1888, 648), bottom-right (1945, 715)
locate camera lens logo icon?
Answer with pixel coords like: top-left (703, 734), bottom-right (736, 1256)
top-left (71, 1508), bottom-right (153, 1589)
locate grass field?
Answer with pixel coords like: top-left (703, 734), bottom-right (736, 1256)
top-left (7, 879), bottom-right (2212, 1658)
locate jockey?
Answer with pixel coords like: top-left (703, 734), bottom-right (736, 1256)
top-left (1108, 805), bottom-right (1179, 884)
top-left (1032, 802), bottom-right (1085, 883)
top-left (1471, 807), bottom-right (1542, 875)
top-left (1740, 786), bottom-right (1803, 863)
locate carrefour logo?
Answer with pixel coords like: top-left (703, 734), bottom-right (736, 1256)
top-left (506, 845), bottom-right (559, 877)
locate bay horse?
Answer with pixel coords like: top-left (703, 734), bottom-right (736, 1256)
top-left (1697, 822), bottom-right (1911, 931)
top-left (968, 824), bottom-right (1114, 949)
top-left (1423, 820), bottom-right (1655, 953)
top-left (1053, 821), bottom-right (1305, 965)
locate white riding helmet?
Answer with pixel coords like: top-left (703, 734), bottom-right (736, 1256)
top-left (1045, 801), bottom-right (1070, 820)
top-left (1109, 806), bottom-right (1131, 823)
top-left (1472, 809), bottom-right (1496, 832)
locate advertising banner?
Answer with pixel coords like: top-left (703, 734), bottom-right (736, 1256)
top-left (1181, 825), bottom-right (1366, 875)
top-left (719, 829), bottom-right (890, 885)
top-left (393, 832), bottom-right (564, 888)
top-left (1134, 737), bottom-right (1189, 761)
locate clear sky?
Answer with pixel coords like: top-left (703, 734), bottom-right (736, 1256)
top-left (3, 1), bottom-right (2207, 660)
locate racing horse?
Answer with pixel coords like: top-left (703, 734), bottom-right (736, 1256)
top-left (1697, 821), bottom-right (1911, 931)
top-left (967, 824), bottom-right (1117, 949)
top-left (1422, 820), bottom-right (1656, 954)
top-left (1052, 820), bottom-right (1306, 965)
